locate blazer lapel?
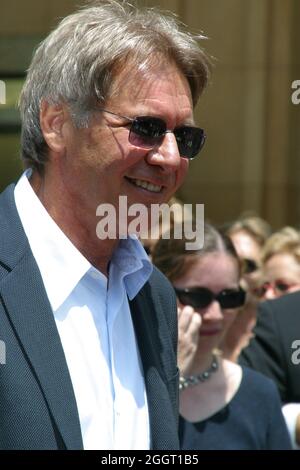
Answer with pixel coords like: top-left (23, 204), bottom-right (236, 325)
top-left (130, 286), bottom-right (179, 450)
top-left (0, 186), bottom-right (83, 449)
top-left (0, 252), bottom-right (83, 449)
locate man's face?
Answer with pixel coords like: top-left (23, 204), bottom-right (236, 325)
top-left (57, 62), bottom-right (193, 227)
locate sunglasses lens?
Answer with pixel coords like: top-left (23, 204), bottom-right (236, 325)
top-left (175, 126), bottom-right (206, 159)
top-left (129, 116), bottom-right (205, 159)
top-left (129, 116), bottom-right (166, 148)
top-left (175, 287), bottom-right (246, 309)
top-left (218, 289), bottom-right (246, 309)
top-left (175, 288), bottom-right (213, 309)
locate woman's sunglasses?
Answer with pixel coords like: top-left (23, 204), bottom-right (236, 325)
top-left (99, 109), bottom-right (206, 160)
top-left (174, 286), bottom-right (246, 309)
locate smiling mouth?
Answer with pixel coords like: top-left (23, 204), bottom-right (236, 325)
top-left (126, 177), bottom-right (162, 193)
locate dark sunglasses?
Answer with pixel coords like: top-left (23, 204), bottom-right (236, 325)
top-left (99, 109), bottom-right (206, 160)
top-left (174, 286), bottom-right (246, 309)
top-left (242, 258), bottom-right (258, 274)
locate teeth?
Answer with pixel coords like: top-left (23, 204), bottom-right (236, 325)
top-left (131, 178), bottom-right (162, 193)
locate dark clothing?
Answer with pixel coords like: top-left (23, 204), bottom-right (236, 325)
top-left (240, 293), bottom-right (300, 403)
top-left (0, 184), bottom-right (179, 450)
top-left (179, 367), bottom-right (292, 450)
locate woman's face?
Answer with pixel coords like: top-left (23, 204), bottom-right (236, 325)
top-left (229, 230), bottom-right (261, 291)
top-left (173, 252), bottom-right (241, 353)
top-left (260, 253), bottom-right (300, 300)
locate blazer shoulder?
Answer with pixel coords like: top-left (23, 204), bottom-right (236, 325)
top-left (149, 265), bottom-right (175, 291)
top-left (240, 292), bottom-right (300, 401)
top-left (147, 266), bottom-right (177, 312)
top-left (261, 290), bottom-right (300, 321)
top-left (257, 292), bottom-right (300, 343)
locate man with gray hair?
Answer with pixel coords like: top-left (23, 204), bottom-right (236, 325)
top-left (0, 0), bottom-right (210, 449)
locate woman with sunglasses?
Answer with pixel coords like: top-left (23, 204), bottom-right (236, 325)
top-left (152, 223), bottom-right (291, 449)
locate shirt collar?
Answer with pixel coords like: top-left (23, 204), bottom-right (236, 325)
top-left (111, 235), bottom-right (153, 300)
top-left (14, 171), bottom-right (152, 309)
top-left (14, 170), bottom-right (93, 311)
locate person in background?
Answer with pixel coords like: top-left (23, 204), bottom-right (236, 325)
top-left (254, 227), bottom-right (300, 300)
top-left (240, 290), bottom-right (300, 449)
top-left (219, 215), bottom-right (272, 362)
top-left (0, 0), bottom-right (211, 449)
top-left (241, 227), bottom-right (300, 449)
top-left (152, 223), bottom-right (291, 450)
top-left (224, 215), bottom-right (272, 293)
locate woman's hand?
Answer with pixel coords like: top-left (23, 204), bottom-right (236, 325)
top-left (177, 305), bottom-right (202, 376)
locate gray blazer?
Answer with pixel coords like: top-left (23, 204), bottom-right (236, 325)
top-left (0, 184), bottom-right (179, 450)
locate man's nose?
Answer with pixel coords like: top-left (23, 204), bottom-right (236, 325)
top-left (147, 132), bottom-right (182, 171)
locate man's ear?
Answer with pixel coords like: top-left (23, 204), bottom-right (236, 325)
top-left (40, 100), bottom-right (68, 154)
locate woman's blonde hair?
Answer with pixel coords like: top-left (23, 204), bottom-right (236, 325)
top-left (262, 226), bottom-right (300, 264)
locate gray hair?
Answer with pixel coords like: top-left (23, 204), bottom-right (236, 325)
top-left (19, 0), bottom-right (211, 172)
